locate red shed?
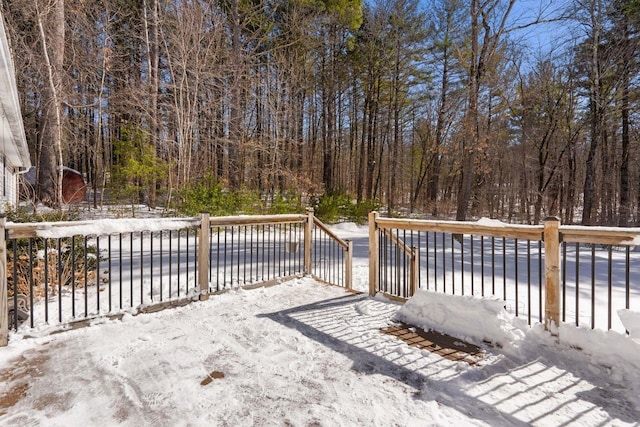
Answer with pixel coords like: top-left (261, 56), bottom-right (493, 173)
top-left (62, 167), bottom-right (86, 203)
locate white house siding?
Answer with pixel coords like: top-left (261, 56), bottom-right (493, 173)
top-left (0, 10), bottom-right (31, 210)
top-left (0, 155), bottom-right (18, 209)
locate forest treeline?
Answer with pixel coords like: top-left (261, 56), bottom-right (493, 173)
top-left (3, 0), bottom-right (640, 225)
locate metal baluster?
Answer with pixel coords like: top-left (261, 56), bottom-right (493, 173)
top-left (527, 240), bottom-right (531, 325)
top-left (261, 225), bottom-right (266, 281)
top-left (442, 232), bottom-right (446, 293)
top-left (96, 236), bottom-right (100, 313)
top-left (576, 243), bottom-right (580, 327)
top-left (502, 237), bottom-right (507, 301)
top-left (562, 241), bottom-right (567, 322)
top-left (216, 227), bottom-right (221, 290)
top-left (591, 244), bottom-right (595, 329)
top-left (461, 234), bottom-right (464, 295)
top-left (159, 232), bottom-right (163, 301)
top-left (29, 238), bottom-right (34, 326)
top-left (177, 229), bottom-right (181, 296)
top-left (85, 236), bottom-right (89, 317)
top-left (491, 237), bottom-right (496, 295)
top-left (539, 241), bottom-right (543, 323)
top-left (404, 229), bottom-right (408, 296)
top-left (223, 227), bottom-right (228, 287)
top-left (237, 226), bottom-right (241, 285)
top-left (608, 246), bottom-right (612, 330)
top-left (243, 226), bottom-right (247, 285)
top-left (481, 236), bottom-right (485, 296)
top-left (12, 243), bottom-right (17, 329)
top-left (418, 231), bottom-right (422, 290)
top-left (249, 225), bottom-right (254, 283)
top-left (434, 232), bottom-right (438, 292)
top-left (451, 233), bottom-right (455, 295)
top-left (150, 233), bottom-right (154, 301)
top-left (140, 232), bottom-right (144, 304)
top-left (44, 239), bottom-right (49, 322)
top-left (626, 246), bottom-right (630, 311)
top-left (515, 239), bottom-right (519, 317)
top-left (169, 230), bottom-right (173, 298)
top-left (194, 228), bottom-right (198, 288)
top-left (383, 229), bottom-right (388, 292)
top-left (118, 233), bottom-right (122, 309)
top-left (186, 229), bottom-right (190, 291)
top-left (57, 238), bottom-right (62, 322)
top-left (376, 229), bottom-right (387, 292)
top-left (229, 225), bottom-right (236, 288)
top-left (108, 235), bottom-right (112, 311)
top-left (470, 235), bottom-right (474, 294)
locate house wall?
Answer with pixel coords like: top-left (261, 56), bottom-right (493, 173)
top-left (0, 154), bottom-right (18, 210)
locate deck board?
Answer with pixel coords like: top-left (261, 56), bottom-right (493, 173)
top-left (381, 322), bottom-right (484, 365)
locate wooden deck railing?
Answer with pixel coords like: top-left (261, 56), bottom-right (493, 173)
top-left (369, 212), bottom-right (640, 334)
top-left (1, 211), bottom-right (352, 345)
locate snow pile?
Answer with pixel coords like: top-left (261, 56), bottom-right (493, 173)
top-left (329, 222), bottom-right (369, 240)
top-left (557, 324), bottom-right (640, 372)
top-left (393, 289), bottom-right (525, 352)
top-left (330, 222), bottom-right (362, 233)
top-left (556, 322), bottom-right (640, 409)
top-left (476, 217), bottom-right (506, 227)
top-left (618, 309), bottom-right (640, 338)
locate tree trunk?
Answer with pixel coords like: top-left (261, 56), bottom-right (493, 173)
top-left (36, 0), bottom-right (65, 208)
top-left (619, 22), bottom-right (631, 227)
top-left (228, 0), bottom-right (242, 190)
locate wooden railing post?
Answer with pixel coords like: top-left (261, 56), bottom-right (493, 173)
top-left (368, 211), bottom-right (379, 296)
top-left (198, 212), bottom-right (210, 301)
top-left (0, 216), bottom-right (7, 346)
top-left (304, 208), bottom-right (313, 274)
top-left (345, 240), bottom-right (353, 290)
top-left (544, 217), bottom-right (561, 331)
top-left (410, 246), bottom-right (419, 297)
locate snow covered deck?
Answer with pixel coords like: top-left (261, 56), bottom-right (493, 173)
top-left (0, 278), bottom-right (638, 425)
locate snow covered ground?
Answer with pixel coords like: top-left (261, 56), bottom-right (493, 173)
top-left (1, 277), bottom-right (639, 426)
top-left (1, 217), bottom-right (640, 425)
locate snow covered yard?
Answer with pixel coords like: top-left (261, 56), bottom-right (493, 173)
top-left (0, 278), bottom-right (638, 426)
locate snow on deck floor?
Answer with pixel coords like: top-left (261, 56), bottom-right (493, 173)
top-left (0, 278), bottom-right (638, 426)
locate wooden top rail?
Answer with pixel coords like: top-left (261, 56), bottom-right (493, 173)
top-left (560, 226), bottom-right (640, 246)
top-left (313, 217), bottom-right (349, 249)
top-left (376, 218), bottom-right (544, 241)
top-left (6, 217), bottom-right (201, 239)
top-left (207, 214), bottom-right (307, 227)
top-left (6, 214), bottom-right (308, 239)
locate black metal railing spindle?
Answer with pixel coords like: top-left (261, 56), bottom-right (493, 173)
top-left (12, 243), bottom-right (17, 329)
top-left (608, 246), bottom-right (613, 330)
top-left (85, 236), bottom-right (89, 317)
top-left (562, 241), bottom-right (567, 322)
top-left (29, 238), bottom-right (35, 327)
top-left (96, 236), bottom-right (100, 314)
top-left (491, 237), bottom-right (496, 295)
top-left (140, 232), bottom-right (144, 304)
top-left (57, 238), bottom-right (62, 322)
top-left (591, 244), bottom-right (596, 329)
top-left (576, 243), bottom-right (580, 327)
top-left (480, 236), bottom-right (485, 297)
top-left (527, 240), bottom-right (531, 325)
top-left (514, 239), bottom-right (519, 317)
